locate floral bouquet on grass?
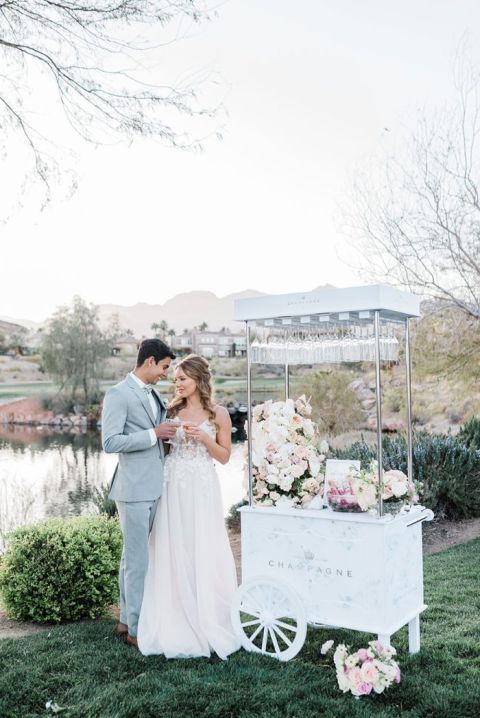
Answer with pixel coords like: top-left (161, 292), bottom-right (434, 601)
top-left (321, 639), bottom-right (401, 698)
top-left (327, 460), bottom-right (419, 513)
top-left (247, 395), bottom-right (327, 507)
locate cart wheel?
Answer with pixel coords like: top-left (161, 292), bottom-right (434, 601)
top-left (231, 576), bottom-right (307, 661)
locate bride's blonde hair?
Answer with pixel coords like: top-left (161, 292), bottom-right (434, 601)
top-left (168, 354), bottom-right (218, 430)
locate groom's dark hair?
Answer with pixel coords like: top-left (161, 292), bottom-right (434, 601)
top-left (136, 338), bottom-right (176, 366)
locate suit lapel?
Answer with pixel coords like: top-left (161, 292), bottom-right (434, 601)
top-left (152, 389), bottom-right (167, 423)
top-left (126, 374), bottom-right (156, 426)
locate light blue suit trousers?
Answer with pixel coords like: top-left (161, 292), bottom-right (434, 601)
top-left (116, 499), bottom-right (159, 636)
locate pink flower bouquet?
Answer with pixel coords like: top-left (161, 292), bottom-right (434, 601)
top-left (333, 640), bottom-right (401, 697)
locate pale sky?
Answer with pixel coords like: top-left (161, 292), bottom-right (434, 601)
top-left (2, 0), bottom-right (480, 322)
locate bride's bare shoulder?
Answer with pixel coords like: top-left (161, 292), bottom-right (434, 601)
top-left (214, 405), bottom-right (231, 424)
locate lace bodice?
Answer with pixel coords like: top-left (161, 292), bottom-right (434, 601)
top-left (167, 419), bottom-right (216, 463)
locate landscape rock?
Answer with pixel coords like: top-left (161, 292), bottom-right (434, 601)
top-left (367, 415), bottom-right (407, 432)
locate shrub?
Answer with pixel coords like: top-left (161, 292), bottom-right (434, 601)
top-left (298, 370), bottom-right (363, 436)
top-left (457, 416), bottom-right (480, 450)
top-left (225, 499), bottom-right (248, 531)
top-left (40, 393), bottom-right (76, 415)
top-left (92, 484), bottom-right (118, 518)
top-left (334, 432), bottom-right (480, 520)
top-left (0, 516), bottom-right (122, 623)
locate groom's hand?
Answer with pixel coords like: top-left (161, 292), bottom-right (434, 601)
top-left (154, 422), bottom-right (178, 440)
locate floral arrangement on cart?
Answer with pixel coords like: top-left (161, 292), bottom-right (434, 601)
top-left (247, 394), bottom-right (419, 514)
top-left (326, 460), bottom-right (420, 514)
top-left (248, 395), bottom-right (327, 507)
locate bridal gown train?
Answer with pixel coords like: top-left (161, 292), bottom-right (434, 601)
top-left (137, 420), bottom-right (241, 659)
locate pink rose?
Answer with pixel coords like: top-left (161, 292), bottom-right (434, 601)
top-left (349, 667), bottom-right (362, 684)
top-left (394, 666), bottom-right (401, 684)
top-left (356, 682), bottom-right (373, 696)
top-left (360, 660), bottom-right (379, 683)
top-left (356, 648), bottom-right (369, 662)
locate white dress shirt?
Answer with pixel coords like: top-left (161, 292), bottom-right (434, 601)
top-left (130, 372), bottom-right (160, 447)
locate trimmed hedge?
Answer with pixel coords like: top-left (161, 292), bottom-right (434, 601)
top-left (334, 432), bottom-right (480, 520)
top-left (0, 516), bottom-right (122, 623)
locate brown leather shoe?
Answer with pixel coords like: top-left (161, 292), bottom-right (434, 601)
top-left (126, 634), bottom-right (139, 650)
top-left (113, 622), bottom-right (128, 638)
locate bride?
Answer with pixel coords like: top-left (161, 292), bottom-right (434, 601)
top-left (137, 354), bottom-right (241, 659)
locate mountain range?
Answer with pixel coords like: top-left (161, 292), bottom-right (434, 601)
top-left (1, 287), bottom-right (337, 337)
top-left (0, 289), bottom-right (266, 337)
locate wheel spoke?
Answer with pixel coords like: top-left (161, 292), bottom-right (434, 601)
top-left (271, 623), bottom-right (292, 647)
top-left (241, 618), bottom-right (261, 628)
top-left (269, 627), bottom-right (282, 656)
top-left (261, 626), bottom-right (268, 653)
top-left (251, 586), bottom-right (268, 612)
top-left (274, 619), bottom-right (298, 633)
top-left (241, 604), bottom-right (261, 619)
top-left (250, 622), bottom-right (264, 643)
top-left (245, 591), bottom-right (263, 613)
top-left (271, 599), bottom-right (290, 619)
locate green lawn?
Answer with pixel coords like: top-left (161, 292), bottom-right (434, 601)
top-left (0, 540), bottom-right (479, 717)
top-left (0, 377), bottom-right (293, 403)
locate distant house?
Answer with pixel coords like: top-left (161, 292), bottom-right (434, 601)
top-left (112, 336), bottom-right (140, 357)
top-left (171, 329), bottom-right (246, 358)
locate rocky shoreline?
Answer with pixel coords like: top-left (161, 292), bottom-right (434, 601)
top-left (0, 397), bottom-right (90, 429)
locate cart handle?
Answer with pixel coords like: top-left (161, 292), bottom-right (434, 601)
top-left (405, 508), bottom-right (434, 527)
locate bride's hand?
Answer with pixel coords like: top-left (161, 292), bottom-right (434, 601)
top-left (184, 425), bottom-right (207, 443)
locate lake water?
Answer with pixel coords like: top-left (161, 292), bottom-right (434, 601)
top-left (0, 426), bottom-right (246, 551)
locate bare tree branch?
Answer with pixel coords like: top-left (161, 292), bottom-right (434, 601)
top-left (0, 1), bottom-right (218, 206)
top-left (341, 51), bottom-right (480, 320)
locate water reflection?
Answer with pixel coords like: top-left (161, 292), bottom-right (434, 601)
top-left (0, 427), bottom-right (245, 551)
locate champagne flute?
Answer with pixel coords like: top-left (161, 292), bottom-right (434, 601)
top-left (164, 417), bottom-right (181, 444)
top-left (182, 419), bottom-right (200, 441)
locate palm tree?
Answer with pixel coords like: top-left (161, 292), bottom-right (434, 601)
top-left (151, 320), bottom-right (169, 339)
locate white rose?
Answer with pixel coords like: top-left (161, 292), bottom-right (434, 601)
top-left (333, 644), bottom-right (348, 669)
top-left (303, 419), bottom-right (315, 437)
top-left (302, 477), bottom-right (319, 493)
top-left (290, 461), bottom-right (306, 478)
top-left (278, 476), bottom-right (294, 491)
top-left (391, 480), bottom-right (408, 498)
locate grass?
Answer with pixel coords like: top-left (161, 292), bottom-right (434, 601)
top-left (0, 540), bottom-right (479, 717)
top-left (0, 377), bottom-right (293, 403)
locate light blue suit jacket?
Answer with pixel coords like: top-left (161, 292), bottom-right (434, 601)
top-left (102, 374), bottom-right (167, 502)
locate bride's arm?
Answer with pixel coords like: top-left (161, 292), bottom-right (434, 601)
top-left (188, 406), bottom-right (232, 464)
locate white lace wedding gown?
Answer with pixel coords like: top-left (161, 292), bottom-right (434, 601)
top-left (137, 420), bottom-right (241, 659)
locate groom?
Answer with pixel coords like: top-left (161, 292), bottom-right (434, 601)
top-left (102, 338), bottom-right (177, 648)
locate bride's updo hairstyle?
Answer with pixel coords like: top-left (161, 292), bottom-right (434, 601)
top-left (168, 354), bottom-right (218, 429)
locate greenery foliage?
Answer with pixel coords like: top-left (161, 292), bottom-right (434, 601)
top-left (92, 485), bottom-right (118, 518)
top-left (0, 516), bottom-right (122, 623)
top-left (225, 499), bottom-right (248, 531)
top-left (41, 296), bottom-right (115, 404)
top-left (0, 540), bottom-right (478, 717)
top-left (457, 416), bottom-right (480, 451)
top-left (298, 370), bottom-right (363, 436)
top-left (334, 432), bottom-right (480, 519)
